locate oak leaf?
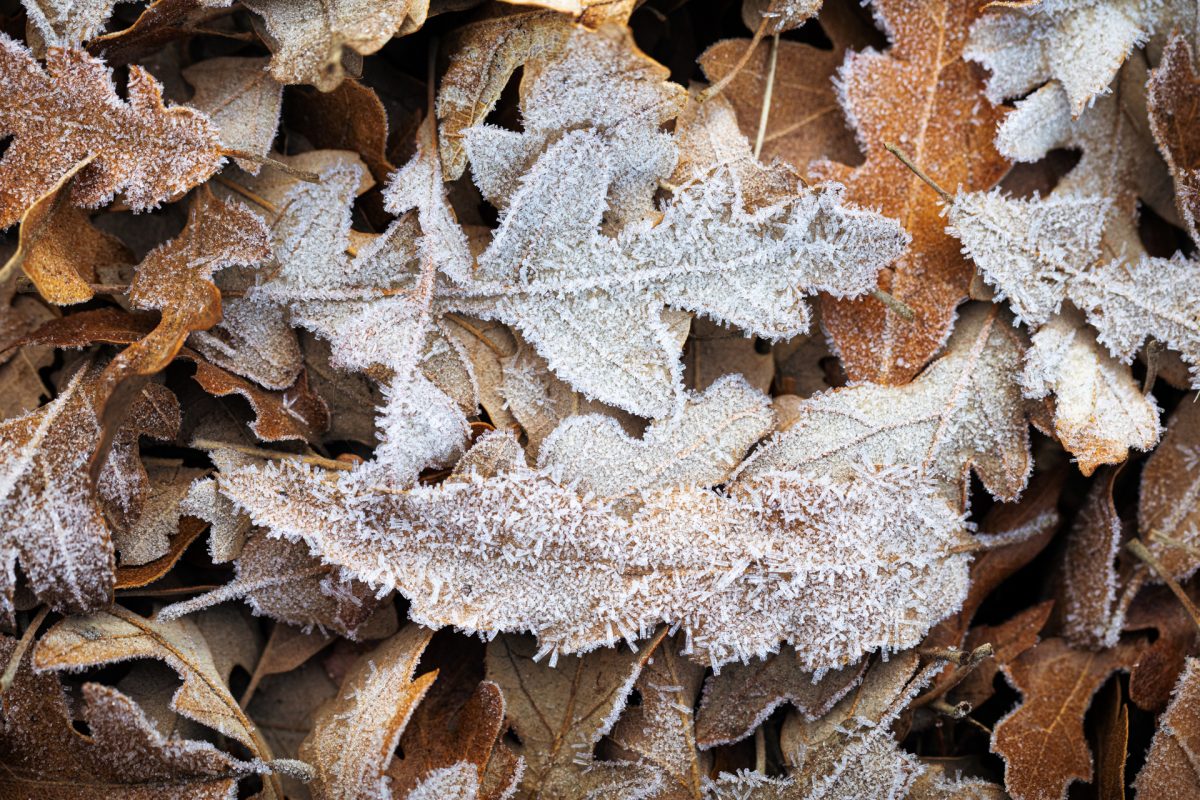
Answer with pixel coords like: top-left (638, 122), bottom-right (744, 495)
top-left (991, 636), bottom-right (1146, 800)
top-left (486, 630), bottom-right (667, 799)
top-left (0, 34), bottom-right (224, 228)
top-left (1133, 656), bottom-right (1200, 798)
top-left (1123, 585), bottom-right (1200, 712)
top-left (809, 0), bottom-right (1008, 385)
top-left (182, 56), bottom-right (283, 174)
top-left (1147, 33), bottom-right (1200, 243)
top-left (1138, 385), bottom-right (1200, 581)
top-left (0, 360), bottom-right (177, 627)
top-left (299, 624), bottom-right (437, 800)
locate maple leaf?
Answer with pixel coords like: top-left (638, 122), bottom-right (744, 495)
top-left (298, 625), bottom-right (438, 800)
top-left (738, 303), bottom-right (1031, 507)
top-left (1148, 33), bottom-right (1200, 243)
top-left (0, 33), bottom-right (224, 228)
top-left (991, 636), bottom-right (1146, 800)
top-left (486, 630), bottom-right (668, 799)
top-left (808, 0), bottom-right (1008, 385)
top-left (34, 606), bottom-right (310, 798)
top-left (0, 360), bottom-right (177, 627)
top-left (0, 635), bottom-right (273, 798)
top-left (1133, 656), bottom-right (1200, 797)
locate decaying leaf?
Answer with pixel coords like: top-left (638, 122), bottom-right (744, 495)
top-left (1138, 397), bottom-right (1200, 581)
top-left (182, 56), bottom-right (283, 173)
top-left (0, 33), bottom-right (224, 228)
top-left (1133, 656), bottom-right (1200, 797)
top-left (1148, 33), bottom-right (1200, 243)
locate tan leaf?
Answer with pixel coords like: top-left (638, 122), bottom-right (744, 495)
top-left (242, 0), bottom-right (429, 91)
top-left (0, 635), bottom-right (266, 798)
top-left (0, 34), bottom-right (224, 228)
top-left (33, 605), bottom-right (300, 797)
top-left (299, 624), bottom-right (437, 800)
top-left (1133, 656), bottom-right (1200, 798)
top-left (991, 636), bottom-right (1146, 800)
top-left (486, 630), bottom-right (667, 799)
top-left (810, 0), bottom-right (1008, 385)
top-left (694, 650), bottom-right (866, 748)
top-left (1139, 398), bottom-right (1200, 581)
top-left (182, 56), bottom-right (283, 173)
top-left (0, 360), bottom-right (177, 626)
top-left (113, 460), bottom-right (208, 567)
top-left (606, 633), bottom-right (710, 799)
top-left (956, 600), bottom-right (1054, 711)
top-left (683, 317), bottom-right (774, 396)
top-left (739, 304), bottom-right (1030, 507)
top-left (1148, 34), bottom-right (1200, 243)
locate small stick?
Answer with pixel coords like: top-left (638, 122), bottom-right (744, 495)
top-left (1148, 530), bottom-right (1200, 559)
top-left (221, 150), bottom-right (321, 183)
top-left (1142, 340), bottom-right (1161, 396)
top-left (117, 585), bottom-right (224, 598)
top-left (930, 698), bottom-right (972, 719)
top-left (871, 287), bottom-right (916, 321)
top-left (884, 142), bottom-right (953, 203)
top-left (753, 33), bottom-right (780, 160)
top-left (1127, 538), bottom-right (1200, 634)
top-left (191, 438), bottom-right (354, 472)
top-left (0, 606), bottom-right (49, 693)
top-left (700, 18), bottom-right (770, 103)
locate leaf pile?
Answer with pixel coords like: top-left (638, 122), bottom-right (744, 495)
top-left (1, 0), bottom-right (1199, 797)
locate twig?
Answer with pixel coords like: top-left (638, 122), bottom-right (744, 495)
top-left (1148, 530), bottom-right (1200, 559)
top-left (929, 698), bottom-right (972, 719)
top-left (0, 606), bottom-right (49, 693)
top-left (753, 33), bottom-right (780, 160)
top-left (117, 585), bottom-right (224, 598)
top-left (1127, 538), bottom-right (1200, 634)
top-left (884, 142), bottom-right (953, 202)
top-left (221, 150), bottom-right (321, 183)
top-left (871, 287), bottom-right (916, 321)
top-left (191, 438), bottom-right (354, 472)
top-left (700, 18), bottom-right (770, 103)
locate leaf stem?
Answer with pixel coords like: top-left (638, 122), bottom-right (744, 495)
top-left (191, 438), bottom-right (354, 471)
top-left (0, 606), bottom-right (49, 693)
top-left (1126, 538), bottom-right (1200, 634)
top-left (752, 33), bottom-right (780, 160)
top-left (700, 18), bottom-right (769, 103)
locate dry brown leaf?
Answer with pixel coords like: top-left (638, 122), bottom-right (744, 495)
top-left (285, 78), bottom-right (396, 187)
top-left (0, 634), bottom-right (268, 798)
top-left (0, 34), bottom-right (224, 228)
top-left (1095, 678), bottom-right (1129, 800)
top-left (1139, 397), bottom-right (1200, 582)
top-left (33, 606), bottom-right (305, 797)
top-left (114, 514), bottom-right (205, 589)
top-left (697, 1), bottom-right (868, 174)
top-left (739, 304), bottom-right (1030, 508)
top-left (182, 56), bottom-right (283, 173)
top-left (694, 650), bottom-right (865, 749)
top-left (299, 624), bottom-right (437, 800)
top-left (1148, 34), bottom-right (1200, 243)
top-left (1133, 656), bottom-right (1200, 798)
top-left (1124, 585), bottom-right (1200, 712)
top-left (991, 636), bottom-right (1146, 800)
top-left (113, 460), bottom-right (207, 566)
top-left (605, 633), bottom-right (709, 799)
top-left (809, 0), bottom-right (1008, 385)
top-left (486, 629), bottom-right (668, 799)
top-left (956, 600), bottom-right (1054, 711)
top-left (0, 360), bottom-right (177, 627)
top-left (247, 658), bottom-right (340, 799)
top-left (683, 317), bottom-right (774, 395)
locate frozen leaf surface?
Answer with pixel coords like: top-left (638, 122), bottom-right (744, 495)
top-left (182, 56), bottom-right (283, 174)
top-left (1147, 34), bottom-right (1200, 242)
top-left (0, 34), bottom-right (224, 228)
top-left (1138, 398), bottom-right (1200, 581)
top-left (1133, 657), bottom-right (1200, 797)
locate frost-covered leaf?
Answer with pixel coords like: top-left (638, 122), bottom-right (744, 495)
top-left (0, 33), bottom-right (224, 228)
top-left (241, 0), bottom-right (428, 91)
top-left (33, 605), bottom-right (297, 795)
top-left (21, 0), bottom-right (127, 50)
top-left (0, 635), bottom-right (269, 798)
top-left (0, 360), bottom-right (177, 626)
top-left (965, 0), bottom-right (1164, 116)
top-left (739, 304), bottom-right (1030, 507)
top-left (1147, 33), bottom-right (1200, 242)
top-left (114, 460), bottom-right (206, 567)
top-left (486, 630), bottom-right (667, 800)
top-left (809, 0), bottom-right (1008, 385)
top-left (606, 633), bottom-right (709, 799)
top-left (299, 624), bottom-right (437, 800)
top-left (1123, 586), bottom-right (1199, 712)
top-left (182, 56), bottom-right (283, 174)
top-left (1133, 656), bottom-right (1200, 797)
top-left (991, 636), bottom-right (1146, 800)
top-left (217, 421), bottom-right (973, 670)
top-left (1021, 310), bottom-right (1161, 474)
top-left (694, 651), bottom-right (865, 749)
top-left (683, 317), bottom-right (774, 396)
top-left (538, 375), bottom-right (774, 498)
top-left (1138, 397), bottom-right (1200, 581)
top-left (188, 297), bottom-right (304, 391)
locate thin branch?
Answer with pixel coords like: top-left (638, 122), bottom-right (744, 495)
top-left (1127, 538), bottom-right (1200, 634)
top-left (700, 18), bottom-right (770, 103)
top-left (214, 175), bottom-right (279, 214)
top-left (191, 438), bottom-right (354, 471)
top-left (871, 287), bottom-right (916, 321)
top-left (221, 150), bottom-right (321, 183)
top-left (884, 142), bottom-right (953, 202)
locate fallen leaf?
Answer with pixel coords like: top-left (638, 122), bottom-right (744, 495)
top-left (1138, 397), bottom-right (1200, 581)
top-left (182, 56), bottom-right (283, 173)
top-left (1124, 585), bottom-right (1200, 712)
top-left (1147, 33), bottom-right (1200, 243)
top-left (1133, 656), bottom-right (1200, 798)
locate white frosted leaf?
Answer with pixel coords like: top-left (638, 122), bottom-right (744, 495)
top-left (1021, 311), bottom-right (1161, 474)
top-left (217, 448), bottom-right (973, 671)
top-left (739, 304), bottom-right (1031, 506)
top-left (538, 375), bottom-right (774, 498)
top-left (946, 190), bottom-right (1109, 327)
